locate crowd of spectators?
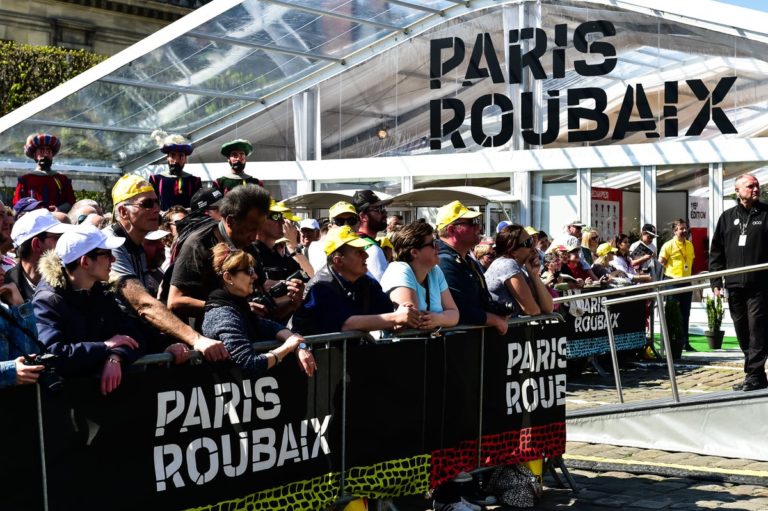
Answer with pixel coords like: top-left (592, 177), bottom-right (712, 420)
top-left (2, 131), bottom-right (705, 399)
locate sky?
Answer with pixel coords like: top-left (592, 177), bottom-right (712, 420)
top-left (716, 0), bottom-right (768, 10)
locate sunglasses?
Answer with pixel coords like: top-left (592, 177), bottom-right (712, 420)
top-left (333, 216), bottom-right (359, 227)
top-left (514, 237), bottom-right (534, 250)
top-left (366, 206), bottom-right (386, 214)
top-left (453, 218), bottom-right (479, 227)
top-left (268, 212), bottom-right (284, 222)
top-left (417, 238), bottom-right (438, 250)
top-left (125, 198), bottom-right (160, 210)
top-left (231, 266), bottom-right (256, 276)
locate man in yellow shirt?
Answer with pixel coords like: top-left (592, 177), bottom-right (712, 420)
top-left (659, 219), bottom-right (695, 353)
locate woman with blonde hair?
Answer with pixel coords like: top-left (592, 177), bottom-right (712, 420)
top-left (202, 243), bottom-right (316, 377)
top-left (380, 221), bottom-right (459, 329)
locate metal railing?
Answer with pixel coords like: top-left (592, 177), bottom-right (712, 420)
top-left (552, 262), bottom-right (768, 404)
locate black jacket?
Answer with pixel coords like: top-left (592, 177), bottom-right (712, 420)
top-left (709, 201), bottom-right (768, 289)
top-left (437, 240), bottom-right (494, 325)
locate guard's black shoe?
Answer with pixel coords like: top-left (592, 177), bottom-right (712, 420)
top-left (742, 378), bottom-right (768, 392)
top-left (732, 381), bottom-right (744, 391)
top-left (684, 344), bottom-right (697, 352)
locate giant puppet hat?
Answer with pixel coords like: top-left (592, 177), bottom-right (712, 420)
top-left (152, 130), bottom-right (193, 155)
top-left (24, 133), bottom-right (61, 159)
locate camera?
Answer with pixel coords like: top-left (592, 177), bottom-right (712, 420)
top-left (249, 292), bottom-right (278, 311)
top-left (266, 269), bottom-right (311, 299)
top-left (25, 353), bottom-right (63, 393)
top-left (487, 300), bottom-right (518, 317)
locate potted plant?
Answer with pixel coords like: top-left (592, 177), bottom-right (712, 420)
top-left (705, 295), bottom-right (725, 350)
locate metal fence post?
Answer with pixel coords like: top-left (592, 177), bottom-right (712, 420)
top-left (36, 384), bottom-right (49, 511)
top-left (655, 290), bottom-right (680, 403)
top-left (340, 338), bottom-right (348, 496)
top-left (602, 300), bottom-right (624, 403)
top-left (477, 328), bottom-right (485, 467)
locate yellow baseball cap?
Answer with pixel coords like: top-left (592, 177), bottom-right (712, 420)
top-left (112, 174), bottom-right (154, 205)
top-left (329, 201), bottom-right (357, 219)
top-left (323, 225), bottom-right (371, 255)
top-left (525, 226), bottom-right (540, 235)
top-left (596, 242), bottom-right (618, 257)
top-left (435, 200), bottom-right (482, 230)
top-left (269, 199), bottom-right (289, 213)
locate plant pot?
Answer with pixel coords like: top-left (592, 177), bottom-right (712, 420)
top-left (705, 330), bottom-right (725, 350)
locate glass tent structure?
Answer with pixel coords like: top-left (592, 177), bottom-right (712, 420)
top-left (1, 0), bottom-right (768, 248)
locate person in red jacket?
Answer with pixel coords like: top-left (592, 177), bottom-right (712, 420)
top-left (13, 133), bottom-right (76, 213)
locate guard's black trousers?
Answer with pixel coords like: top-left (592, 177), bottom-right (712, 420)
top-left (728, 287), bottom-right (768, 381)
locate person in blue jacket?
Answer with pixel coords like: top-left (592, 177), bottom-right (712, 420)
top-left (34, 224), bottom-right (145, 395)
top-left (0, 265), bottom-right (43, 389)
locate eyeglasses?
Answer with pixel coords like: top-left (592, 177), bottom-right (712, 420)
top-left (88, 249), bottom-right (112, 259)
top-left (76, 214), bottom-right (89, 225)
top-left (268, 212), bottom-right (284, 222)
top-left (514, 237), bottom-right (534, 250)
top-left (453, 218), bottom-right (479, 227)
top-left (125, 198), bottom-right (160, 210)
top-left (417, 238), bottom-right (438, 250)
top-left (231, 266), bottom-right (256, 276)
top-left (366, 206), bottom-right (386, 214)
top-left (333, 216), bottom-right (359, 227)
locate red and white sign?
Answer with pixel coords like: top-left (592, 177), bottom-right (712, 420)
top-left (591, 187), bottom-right (622, 240)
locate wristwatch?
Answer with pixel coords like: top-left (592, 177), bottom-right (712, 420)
top-left (298, 342), bottom-right (310, 351)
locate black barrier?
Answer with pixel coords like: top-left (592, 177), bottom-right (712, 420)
top-left (0, 319), bottom-right (567, 511)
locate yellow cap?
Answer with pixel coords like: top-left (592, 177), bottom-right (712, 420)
top-left (525, 226), bottom-right (539, 235)
top-left (596, 242), bottom-right (618, 257)
top-left (112, 174), bottom-right (154, 205)
top-left (329, 201), bottom-right (357, 219)
top-left (269, 199), bottom-right (290, 213)
top-left (323, 225), bottom-right (371, 255)
top-left (376, 235), bottom-right (394, 250)
top-left (435, 200), bottom-right (482, 230)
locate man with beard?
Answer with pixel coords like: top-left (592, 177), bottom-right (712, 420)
top-left (214, 139), bottom-right (262, 194)
top-left (13, 133), bottom-right (76, 212)
top-left (149, 130), bottom-right (202, 210)
top-left (351, 190), bottom-right (391, 281)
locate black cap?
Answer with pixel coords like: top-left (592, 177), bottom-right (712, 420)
top-left (190, 188), bottom-right (223, 215)
top-left (641, 224), bottom-right (658, 237)
top-left (351, 189), bottom-right (392, 213)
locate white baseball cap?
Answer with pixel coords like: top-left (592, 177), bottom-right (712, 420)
top-left (56, 224), bottom-right (125, 265)
top-left (145, 229), bottom-right (170, 241)
top-left (565, 235), bottom-right (581, 252)
top-left (11, 209), bottom-right (73, 247)
top-left (299, 218), bottom-right (320, 230)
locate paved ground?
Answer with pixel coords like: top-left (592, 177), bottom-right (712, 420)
top-left (388, 349), bottom-right (768, 510)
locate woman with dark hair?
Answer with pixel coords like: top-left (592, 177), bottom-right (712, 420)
top-left (484, 224), bottom-right (554, 316)
top-left (202, 243), bottom-right (316, 377)
top-left (380, 221), bottom-right (459, 329)
top-left (610, 234), bottom-right (651, 284)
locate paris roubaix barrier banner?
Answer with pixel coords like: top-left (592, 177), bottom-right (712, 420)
top-left (0, 321), bottom-right (567, 511)
top-left (559, 290), bottom-right (647, 359)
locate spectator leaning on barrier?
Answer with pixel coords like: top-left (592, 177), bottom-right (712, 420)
top-left (33, 225), bottom-right (145, 395)
top-left (202, 243), bottom-right (316, 377)
top-left (290, 226), bottom-right (420, 336)
top-left (214, 139), bottom-right (262, 195)
top-left (380, 221), bottom-right (459, 329)
top-left (710, 173), bottom-right (768, 392)
top-left (436, 200), bottom-right (510, 335)
top-left (0, 265), bottom-right (43, 389)
top-left (484, 224), bottom-right (554, 317)
top-left (351, 189), bottom-right (391, 281)
top-left (6, 209), bottom-right (73, 302)
top-left (106, 174), bottom-right (228, 363)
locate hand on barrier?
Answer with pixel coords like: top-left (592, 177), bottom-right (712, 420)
top-left (15, 356), bottom-right (44, 385)
top-left (395, 303), bottom-right (421, 329)
top-left (418, 311), bottom-right (435, 330)
top-left (488, 312), bottom-right (509, 335)
top-left (165, 343), bottom-right (192, 365)
top-left (194, 336), bottom-right (230, 362)
top-left (100, 356), bottom-right (122, 395)
top-left (296, 348), bottom-right (317, 377)
top-left (104, 335), bottom-right (140, 350)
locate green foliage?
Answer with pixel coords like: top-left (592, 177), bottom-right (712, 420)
top-left (74, 189), bottom-right (114, 213)
top-left (705, 295), bottom-right (724, 332)
top-left (0, 42), bottom-right (106, 116)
